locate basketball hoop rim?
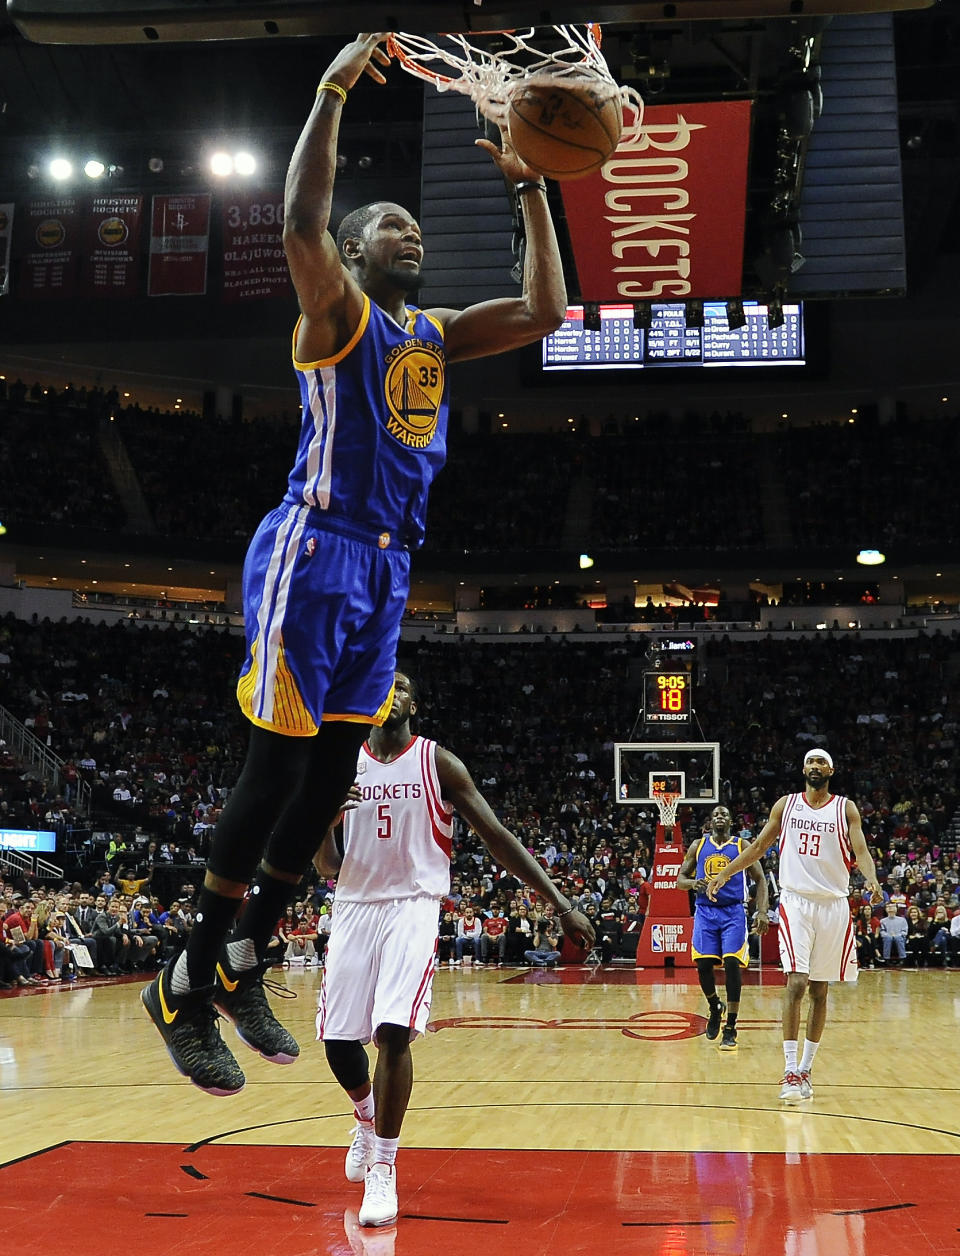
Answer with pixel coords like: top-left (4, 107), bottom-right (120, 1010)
top-left (387, 24), bottom-right (604, 91)
top-left (652, 789), bottom-right (681, 828)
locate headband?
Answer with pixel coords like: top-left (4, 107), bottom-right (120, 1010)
top-left (803, 748), bottom-right (834, 769)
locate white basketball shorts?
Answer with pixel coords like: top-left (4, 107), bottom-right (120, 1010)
top-left (778, 889), bottom-right (857, 983)
top-left (316, 895), bottom-right (440, 1045)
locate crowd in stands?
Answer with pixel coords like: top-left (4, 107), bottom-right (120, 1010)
top-left (2, 614), bottom-right (959, 987)
top-left (3, 377), bottom-right (959, 561)
top-left (0, 379), bottom-right (125, 531)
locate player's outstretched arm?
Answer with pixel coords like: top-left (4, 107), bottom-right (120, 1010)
top-left (707, 798), bottom-right (786, 901)
top-left (846, 800), bottom-right (883, 903)
top-left (283, 33), bottom-right (389, 360)
top-left (429, 126), bottom-right (567, 363)
top-left (436, 747), bottom-right (595, 948)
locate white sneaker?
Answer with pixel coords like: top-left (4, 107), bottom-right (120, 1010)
top-left (344, 1208), bottom-right (396, 1255)
top-left (359, 1162), bottom-right (398, 1228)
top-left (779, 1071), bottom-right (803, 1103)
top-left (799, 1070), bottom-right (813, 1100)
top-left (345, 1120), bottom-right (376, 1183)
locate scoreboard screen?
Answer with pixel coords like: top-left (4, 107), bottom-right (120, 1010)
top-left (644, 671), bottom-right (693, 725)
top-left (542, 301), bottom-right (805, 371)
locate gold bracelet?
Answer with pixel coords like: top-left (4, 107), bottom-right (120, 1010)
top-left (317, 80), bottom-right (348, 104)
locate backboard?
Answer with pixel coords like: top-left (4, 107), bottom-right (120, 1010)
top-left (614, 742), bottom-right (720, 806)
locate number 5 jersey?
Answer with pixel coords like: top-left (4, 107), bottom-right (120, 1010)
top-left (337, 736), bottom-right (455, 903)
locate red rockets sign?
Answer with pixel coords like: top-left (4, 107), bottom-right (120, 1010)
top-left (559, 100), bottom-right (752, 302)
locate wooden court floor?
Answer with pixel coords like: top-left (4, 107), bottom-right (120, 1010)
top-left (3, 963), bottom-right (959, 1255)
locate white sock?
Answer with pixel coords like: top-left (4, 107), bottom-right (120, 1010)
top-left (169, 952), bottom-right (191, 996)
top-left (799, 1040), bottom-right (820, 1073)
top-left (354, 1093), bottom-right (375, 1124)
top-left (373, 1136), bottom-right (399, 1166)
top-left (225, 937), bottom-right (258, 972)
top-left (783, 1040), bottom-right (799, 1072)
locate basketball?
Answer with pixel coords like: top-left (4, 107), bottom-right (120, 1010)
top-left (507, 72), bottom-right (623, 181)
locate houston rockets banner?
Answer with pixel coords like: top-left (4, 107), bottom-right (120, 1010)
top-left (148, 193), bottom-right (211, 296)
top-left (21, 197), bottom-right (82, 298)
top-left (0, 203), bottom-right (12, 296)
top-left (559, 100), bottom-right (752, 302)
top-left (81, 194), bottom-right (143, 297)
top-left (221, 192), bottom-right (290, 301)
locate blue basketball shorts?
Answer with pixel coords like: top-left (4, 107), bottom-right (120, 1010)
top-left (237, 504), bottom-right (410, 735)
top-left (691, 900), bottom-right (749, 965)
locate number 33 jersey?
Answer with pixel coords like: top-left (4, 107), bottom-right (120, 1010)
top-left (778, 793), bottom-right (852, 900)
top-left (336, 736), bottom-right (455, 903)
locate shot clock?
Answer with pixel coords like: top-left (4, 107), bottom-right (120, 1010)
top-left (643, 670), bottom-right (692, 725)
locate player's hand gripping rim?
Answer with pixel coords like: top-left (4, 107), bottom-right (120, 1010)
top-left (323, 33), bottom-right (392, 93)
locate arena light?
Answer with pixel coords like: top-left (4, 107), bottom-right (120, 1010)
top-left (579, 553), bottom-right (595, 570)
top-left (210, 151), bottom-right (233, 177)
top-left (856, 549), bottom-right (886, 566)
top-left (83, 159), bottom-right (106, 179)
top-left (234, 151), bottom-right (256, 176)
top-left (48, 157), bottom-right (73, 180)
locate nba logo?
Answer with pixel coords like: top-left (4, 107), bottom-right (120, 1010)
top-left (651, 924), bottom-right (664, 953)
top-left (305, 537), bottom-right (316, 557)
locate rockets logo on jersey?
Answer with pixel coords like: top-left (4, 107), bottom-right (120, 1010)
top-left (383, 338), bottom-right (445, 449)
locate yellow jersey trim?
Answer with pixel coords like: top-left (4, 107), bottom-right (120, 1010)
top-left (408, 307), bottom-right (445, 338)
top-left (321, 679), bottom-right (396, 728)
top-left (292, 294), bottom-right (372, 371)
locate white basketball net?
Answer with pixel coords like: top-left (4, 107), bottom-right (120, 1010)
top-left (388, 25), bottom-right (643, 144)
top-left (653, 791), bottom-right (681, 830)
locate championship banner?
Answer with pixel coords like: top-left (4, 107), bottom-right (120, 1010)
top-left (0, 203), bottom-right (13, 296)
top-left (221, 192), bottom-right (291, 301)
top-left (560, 99), bottom-right (752, 302)
top-left (148, 193), bottom-right (211, 296)
top-left (21, 197), bottom-right (82, 298)
top-left (81, 193), bottom-right (143, 297)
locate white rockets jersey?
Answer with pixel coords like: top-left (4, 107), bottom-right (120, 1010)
top-left (336, 735), bottom-right (455, 903)
top-left (778, 792), bottom-right (853, 900)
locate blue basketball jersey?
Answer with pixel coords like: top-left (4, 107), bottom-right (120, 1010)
top-left (695, 835), bottom-right (747, 906)
top-left (286, 295), bottom-right (449, 549)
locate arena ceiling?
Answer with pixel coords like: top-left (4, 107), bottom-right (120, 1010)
top-left (0, 3), bottom-right (957, 286)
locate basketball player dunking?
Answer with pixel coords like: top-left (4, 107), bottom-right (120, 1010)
top-left (142, 33), bottom-right (568, 1097)
top-left (314, 671), bottom-right (594, 1228)
top-left (707, 749), bottom-right (882, 1103)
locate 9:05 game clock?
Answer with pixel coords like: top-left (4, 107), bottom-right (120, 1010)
top-left (643, 670), bottom-right (693, 725)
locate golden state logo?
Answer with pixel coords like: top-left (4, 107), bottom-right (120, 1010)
top-left (36, 218), bottom-right (65, 248)
top-left (703, 852), bottom-right (731, 880)
top-left (383, 338), bottom-right (444, 449)
top-left (98, 216), bottom-right (128, 247)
